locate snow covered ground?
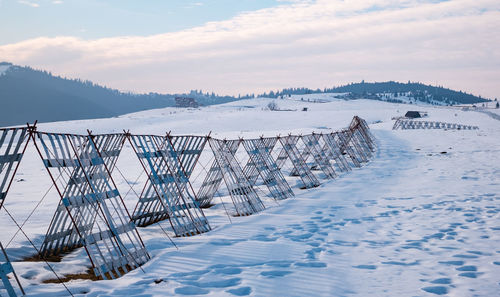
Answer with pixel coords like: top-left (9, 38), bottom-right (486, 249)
top-left (1, 95), bottom-right (499, 296)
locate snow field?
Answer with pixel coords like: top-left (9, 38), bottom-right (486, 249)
top-left (1, 96), bottom-right (499, 296)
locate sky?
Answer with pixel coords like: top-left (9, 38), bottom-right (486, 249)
top-left (0, 0), bottom-right (499, 99)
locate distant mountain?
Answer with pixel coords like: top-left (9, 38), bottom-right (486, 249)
top-left (2, 62), bottom-right (490, 127)
top-left (259, 81), bottom-right (490, 105)
top-left (0, 62), bottom-right (245, 127)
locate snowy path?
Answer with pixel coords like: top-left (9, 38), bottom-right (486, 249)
top-left (27, 126), bottom-right (499, 297)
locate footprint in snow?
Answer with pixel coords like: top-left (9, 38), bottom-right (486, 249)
top-left (482, 193), bottom-right (496, 197)
top-left (429, 278), bottom-right (452, 285)
top-left (260, 270), bottom-right (293, 278)
top-left (362, 216), bottom-right (375, 222)
top-left (332, 240), bottom-right (359, 247)
top-left (457, 266), bottom-right (477, 272)
top-left (421, 286), bottom-right (449, 295)
top-left (214, 267), bottom-right (243, 275)
top-left (306, 225), bottom-right (319, 232)
top-left (438, 260), bottom-right (464, 266)
top-left (458, 272), bottom-right (481, 278)
top-left (429, 232), bottom-right (447, 239)
top-left (264, 260), bottom-right (293, 268)
top-left (188, 278), bottom-right (242, 288)
top-left (294, 261), bottom-right (327, 268)
top-left (343, 218), bottom-right (362, 224)
top-left (307, 241), bottom-right (321, 247)
top-left (352, 265), bottom-right (377, 270)
top-left (287, 233), bottom-right (314, 242)
top-left (381, 260), bottom-right (420, 266)
top-left (452, 254), bottom-right (479, 259)
top-left (467, 250), bottom-right (490, 256)
top-left (251, 234), bottom-right (278, 242)
top-left (305, 247), bottom-right (324, 260)
top-left (401, 240), bottom-right (423, 250)
top-left (226, 286), bottom-right (252, 296)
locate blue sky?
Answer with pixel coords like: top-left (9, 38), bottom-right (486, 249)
top-left (0, 0), bottom-right (499, 99)
top-left (0, 0), bottom-right (288, 44)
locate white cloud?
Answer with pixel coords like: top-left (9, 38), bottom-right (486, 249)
top-left (184, 2), bottom-right (204, 9)
top-left (52, 0), bottom-right (63, 4)
top-left (1, 0), bottom-right (499, 98)
top-left (18, 0), bottom-right (39, 7)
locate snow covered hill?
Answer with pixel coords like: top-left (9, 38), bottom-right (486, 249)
top-left (0, 63), bottom-right (245, 127)
top-left (1, 97), bottom-right (499, 296)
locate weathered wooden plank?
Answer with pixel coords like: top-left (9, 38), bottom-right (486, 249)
top-left (301, 134), bottom-right (337, 179)
top-left (208, 138), bottom-right (265, 216)
top-left (242, 137), bottom-right (294, 200)
top-left (0, 127), bottom-right (29, 297)
top-left (33, 132), bottom-right (149, 280)
top-left (278, 135), bottom-right (320, 189)
top-left (196, 139), bottom-right (240, 208)
top-left (128, 134), bottom-right (211, 236)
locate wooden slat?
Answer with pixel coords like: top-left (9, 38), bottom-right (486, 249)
top-left (242, 138), bottom-right (294, 200)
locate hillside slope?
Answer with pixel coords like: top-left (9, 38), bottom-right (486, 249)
top-left (331, 81), bottom-right (489, 105)
top-left (0, 62), bottom-right (174, 126)
top-left (261, 81), bottom-right (490, 105)
top-left (0, 62), bottom-right (245, 127)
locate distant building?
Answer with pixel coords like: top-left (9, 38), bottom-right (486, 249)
top-left (405, 111), bottom-right (421, 118)
top-left (404, 111), bottom-right (428, 118)
top-left (175, 97), bottom-right (199, 108)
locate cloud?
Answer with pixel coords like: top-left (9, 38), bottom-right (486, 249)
top-left (18, 0), bottom-right (39, 7)
top-left (52, 0), bottom-right (63, 4)
top-left (184, 2), bottom-right (204, 9)
top-left (1, 0), bottom-right (499, 98)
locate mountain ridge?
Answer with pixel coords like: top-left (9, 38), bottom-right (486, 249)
top-left (0, 63), bottom-right (247, 126)
top-left (0, 62), bottom-right (492, 127)
top-left (260, 81), bottom-right (490, 105)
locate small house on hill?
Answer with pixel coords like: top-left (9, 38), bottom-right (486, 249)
top-left (405, 111), bottom-right (422, 118)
